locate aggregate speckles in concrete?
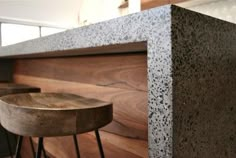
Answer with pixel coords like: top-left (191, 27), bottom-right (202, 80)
top-left (171, 6), bottom-right (236, 158)
top-left (0, 5), bottom-right (236, 158)
top-left (0, 5), bottom-right (173, 158)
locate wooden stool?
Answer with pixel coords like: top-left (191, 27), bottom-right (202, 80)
top-left (0, 93), bottom-right (113, 158)
top-left (0, 83), bottom-right (40, 158)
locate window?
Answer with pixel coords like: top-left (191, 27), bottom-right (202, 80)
top-left (1, 23), bottom-right (40, 46)
top-left (41, 27), bottom-right (65, 37)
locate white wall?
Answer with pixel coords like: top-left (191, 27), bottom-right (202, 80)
top-left (0, 0), bottom-right (127, 28)
top-left (187, 0), bottom-right (236, 24)
top-left (79, 0), bottom-right (125, 26)
top-left (0, 0), bottom-right (82, 28)
top-left (1, 0), bottom-right (235, 29)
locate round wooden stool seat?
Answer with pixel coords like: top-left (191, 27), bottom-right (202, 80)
top-left (0, 83), bottom-right (41, 157)
top-left (0, 93), bottom-right (113, 137)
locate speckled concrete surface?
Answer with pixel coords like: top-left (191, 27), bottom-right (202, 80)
top-left (0, 5), bottom-right (235, 158)
top-left (0, 5), bottom-right (173, 157)
top-left (172, 7), bottom-right (236, 158)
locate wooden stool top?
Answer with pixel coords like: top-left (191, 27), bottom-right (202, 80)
top-left (0, 83), bottom-right (40, 96)
top-left (0, 93), bottom-right (113, 137)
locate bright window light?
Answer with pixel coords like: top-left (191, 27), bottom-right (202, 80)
top-left (1, 23), bottom-right (40, 46)
top-left (41, 27), bottom-right (65, 37)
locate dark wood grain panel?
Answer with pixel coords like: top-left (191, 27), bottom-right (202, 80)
top-left (20, 137), bottom-right (55, 158)
top-left (26, 131), bottom-right (148, 158)
top-left (141, 0), bottom-right (187, 10)
top-left (13, 52), bottom-right (148, 157)
top-left (14, 53), bottom-right (147, 91)
top-left (14, 74), bottom-right (148, 141)
top-left (20, 137), bottom-right (36, 158)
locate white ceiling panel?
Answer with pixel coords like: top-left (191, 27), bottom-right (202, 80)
top-left (0, 0), bottom-right (82, 28)
top-left (178, 0), bottom-right (236, 24)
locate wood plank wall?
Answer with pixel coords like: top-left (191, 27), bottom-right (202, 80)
top-left (13, 52), bottom-right (148, 158)
top-left (119, 0), bottom-right (187, 10)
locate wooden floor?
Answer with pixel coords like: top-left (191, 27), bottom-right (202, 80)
top-left (13, 52), bottom-right (148, 158)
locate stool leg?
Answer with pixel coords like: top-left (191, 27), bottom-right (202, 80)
top-left (73, 135), bottom-right (80, 158)
top-left (15, 136), bottom-right (23, 158)
top-left (30, 137), bottom-right (47, 158)
top-left (42, 143), bottom-right (47, 158)
top-left (4, 129), bottom-right (13, 158)
top-left (29, 137), bottom-right (36, 157)
top-left (95, 130), bottom-right (104, 158)
top-left (36, 137), bottom-right (43, 158)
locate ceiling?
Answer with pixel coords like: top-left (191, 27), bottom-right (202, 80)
top-left (0, 0), bottom-right (235, 29)
top-left (178, 0), bottom-right (236, 24)
top-left (0, 0), bottom-right (82, 28)
top-left (177, 0), bottom-right (222, 8)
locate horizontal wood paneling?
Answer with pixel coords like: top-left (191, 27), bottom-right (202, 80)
top-left (15, 53), bottom-right (147, 91)
top-left (141, 0), bottom-right (187, 10)
top-left (13, 53), bottom-right (148, 158)
top-left (14, 74), bottom-right (147, 140)
top-left (21, 131), bottom-right (148, 158)
top-left (45, 131), bottom-right (147, 158)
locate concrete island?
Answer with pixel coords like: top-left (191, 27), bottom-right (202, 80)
top-left (0, 5), bottom-right (235, 158)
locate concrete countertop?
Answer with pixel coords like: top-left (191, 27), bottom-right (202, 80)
top-left (0, 5), bottom-right (235, 158)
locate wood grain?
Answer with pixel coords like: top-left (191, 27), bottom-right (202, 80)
top-left (14, 53), bottom-right (147, 92)
top-left (27, 131), bottom-right (148, 158)
top-left (141, 0), bottom-right (187, 10)
top-left (13, 74), bottom-right (148, 140)
top-left (0, 93), bottom-right (112, 137)
top-left (20, 137), bottom-right (55, 158)
top-left (13, 52), bottom-right (148, 157)
top-left (119, 0), bottom-right (188, 10)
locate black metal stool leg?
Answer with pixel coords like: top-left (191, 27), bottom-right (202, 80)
top-left (30, 137), bottom-right (47, 158)
top-left (95, 129), bottom-right (105, 158)
top-left (73, 135), bottom-right (80, 158)
top-left (36, 137), bottom-right (43, 158)
top-left (14, 135), bottom-right (18, 144)
top-left (15, 136), bottom-right (23, 158)
top-left (4, 129), bottom-right (13, 158)
top-left (4, 131), bottom-right (13, 158)
top-left (42, 143), bottom-right (47, 158)
top-left (29, 137), bottom-right (36, 157)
